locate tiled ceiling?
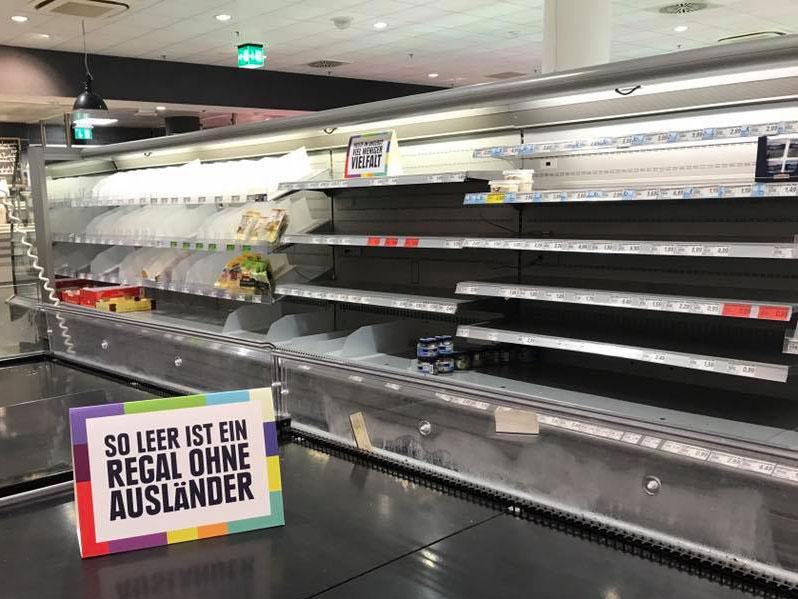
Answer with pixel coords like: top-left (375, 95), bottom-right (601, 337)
top-left (0, 0), bottom-right (795, 86)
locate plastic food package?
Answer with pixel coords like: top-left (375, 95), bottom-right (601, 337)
top-left (489, 180), bottom-right (521, 193)
top-left (214, 252), bottom-right (273, 296)
top-left (502, 169), bottom-right (534, 192)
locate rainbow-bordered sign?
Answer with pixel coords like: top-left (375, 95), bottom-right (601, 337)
top-left (344, 130), bottom-right (400, 178)
top-left (70, 388), bottom-right (283, 558)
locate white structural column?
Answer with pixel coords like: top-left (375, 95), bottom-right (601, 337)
top-left (543, 0), bottom-right (611, 73)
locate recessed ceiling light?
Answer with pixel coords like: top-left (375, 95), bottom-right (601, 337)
top-left (427, 73), bottom-right (439, 78)
top-left (215, 14), bottom-right (232, 22)
top-left (155, 106), bottom-right (166, 111)
top-left (36, 33), bottom-right (50, 39)
top-left (373, 21), bottom-right (388, 30)
top-left (674, 25), bottom-right (688, 32)
top-left (11, 15), bottom-right (28, 23)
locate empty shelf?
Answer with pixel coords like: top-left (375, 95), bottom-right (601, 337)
top-left (456, 281), bottom-right (794, 321)
top-left (472, 120), bottom-right (797, 158)
top-left (456, 325), bottom-right (790, 382)
top-left (274, 283), bottom-right (467, 314)
top-left (49, 193), bottom-right (259, 208)
top-left (460, 237), bottom-right (796, 259)
top-left (278, 171), bottom-right (498, 191)
top-left (464, 182), bottom-right (797, 206)
top-left (282, 233), bottom-right (463, 249)
top-left (51, 233), bottom-right (282, 253)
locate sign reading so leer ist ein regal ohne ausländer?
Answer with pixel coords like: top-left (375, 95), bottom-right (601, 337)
top-left (70, 388), bottom-right (283, 557)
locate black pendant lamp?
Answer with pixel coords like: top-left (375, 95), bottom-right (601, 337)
top-left (73, 73), bottom-right (107, 110)
top-left (72, 20), bottom-right (108, 111)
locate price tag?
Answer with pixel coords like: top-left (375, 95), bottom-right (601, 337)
top-left (773, 466), bottom-right (798, 482)
top-left (727, 363), bottom-right (758, 378)
top-left (660, 440), bottom-right (710, 460)
top-left (621, 432), bottom-right (642, 444)
top-left (689, 357), bottom-right (717, 372)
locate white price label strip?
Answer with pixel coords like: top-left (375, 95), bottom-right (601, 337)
top-left (458, 238), bottom-right (795, 260)
top-left (456, 282), bottom-right (791, 322)
top-left (471, 121), bottom-right (798, 158)
top-left (275, 284), bottom-right (462, 314)
top-left (537, 413), bottom-right (798, 484)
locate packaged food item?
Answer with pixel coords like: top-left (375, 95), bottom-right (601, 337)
top-left (79, 285), bottom-right (145, 307)
top-left (437, 335), bottom-right (454, 355)
top-left (417, 337), bottom-right (439, 359)
top-left (417, 358), bottom-right (437, 375)
top-left (60, 289), bottom-right (83, 305)
top-left (471, 350), bottom-right (485, 369)
top-left (502, 169), bottom-right (534, 192)
top-left (96, 296), bottom-right (155, 313)
top-left (235, 210), bottom-right (261, 240)
top-left (435, 356), bottom-right (455, 374)
top-left (489, 180), bottom-right (520, 193)
top-left (253, 208), bottom-right (287, 243)
top-left (214, 252), bottom-right (273, 296)
top-left (454, 351), bottom-right (472, 371)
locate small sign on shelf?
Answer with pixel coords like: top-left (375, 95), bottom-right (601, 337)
top-left (344, 130), bottom-right (403, 179)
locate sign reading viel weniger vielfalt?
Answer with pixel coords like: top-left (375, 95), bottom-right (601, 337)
top-left (69, 388), bottom-right (283, 558)
top-left (344, 130), bottom-right (403, 178)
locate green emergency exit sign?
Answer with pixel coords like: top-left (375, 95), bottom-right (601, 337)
top-left (237, 43), bottom-right (265, 69)
top-left (73, 126), bottom-right (93, 140)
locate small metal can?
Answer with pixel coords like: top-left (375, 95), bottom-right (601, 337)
top-left (437, 335), bottom-right (454, 355)
top-left (499, 345), bottom-right (512, 364)
top-left (454, 351), bottom-right (473, 371)
top-left (417, 357), bottom-right (437, 374)
top-left (435, 356), bottom-right (455, 374)
top-left (417, 337), bottom-right (438, 359)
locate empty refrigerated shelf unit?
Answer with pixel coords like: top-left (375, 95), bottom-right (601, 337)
top-left (22, 37), bottom-right (798, 589)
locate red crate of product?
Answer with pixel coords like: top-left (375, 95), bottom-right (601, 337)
top-left (79, 285), bottom-right (144, 307)
top-left (60, 289), bottom-right (83, 305)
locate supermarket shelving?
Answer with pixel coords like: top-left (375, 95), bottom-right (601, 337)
top-left (51, 232), bottom-right (285, 254)
top-left (282, 233), bottom-right (464, 249)
top-left (472, 120), bottom-right (798, 158)
top-left (73, 272), bottom-right (270, 303)
top-left (273, 282), bottom-right (469, 314)
top-left (456, 324), bottom-right (790, 383)
top-left (455, 281), bottom-right (794, 321)
top-left (48, 192), bottom-right (265, 208)
top-left (278, 171), bottom-right (499, 191)
top-left (464, 181), bottom-right (798, 205)
top-left (460, 237), bottom-right (796, 259)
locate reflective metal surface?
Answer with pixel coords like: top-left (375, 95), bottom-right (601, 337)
top-left (0, 359), bottom-right (161, 488)
top-left (0, 441), bottom-right (769, 598)
top-left (279, 356), bottom-right (798, 585)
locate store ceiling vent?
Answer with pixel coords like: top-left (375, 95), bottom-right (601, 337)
top-left (718, 31), bottom-right (786, 44)
top-left (657, 2), bottom-right (709, 14)
top-left (487, 71), bottom-right (526, 80)
top-left (306, 60), bottom-right (350, 69)
top-left (30, 0), bottom-right (130, 19)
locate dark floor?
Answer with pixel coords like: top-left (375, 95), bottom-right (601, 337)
top-left (0, 359), bottom-right (773, 598)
